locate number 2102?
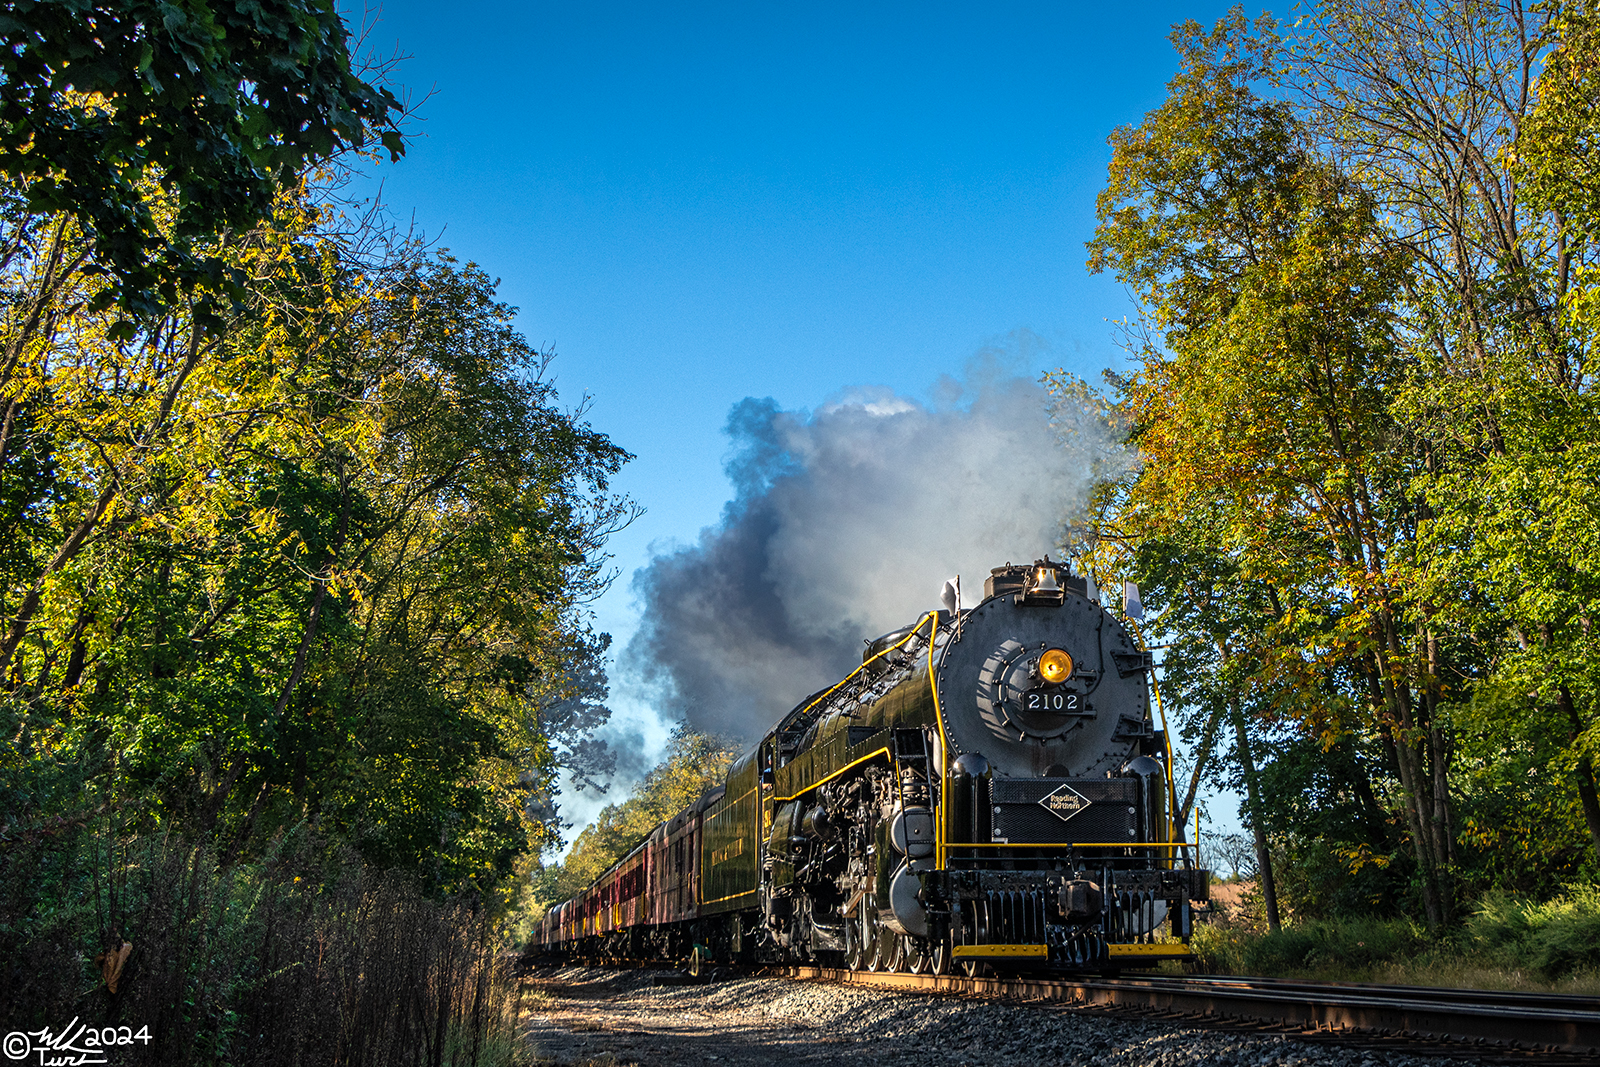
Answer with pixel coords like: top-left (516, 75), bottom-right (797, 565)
top-left (1025, 691), bottom-right (1078, 712)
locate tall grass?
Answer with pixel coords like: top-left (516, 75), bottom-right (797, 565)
top-left (0, 824), bottom-right (523, 1067)
top-left (1465, 886), bottom-right (1600, 980)
top-left (1189, 915), bottom-right (1428, 977)
top-left (1188, 885), bottom-right (1600, 991)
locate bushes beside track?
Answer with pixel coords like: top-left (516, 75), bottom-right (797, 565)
top-left (1190, 915), bottom-right (1428, 977)
top-left (1464, 887), bottom-right (1600, 982)
top-left (0, 824), bottom-right (522, 1067)
top-left (1188, 887), bottom-right (1600, 989)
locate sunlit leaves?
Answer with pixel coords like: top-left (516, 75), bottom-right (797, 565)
top-left (531, 727), bottom-right (740, 908)
top-left (1072, 2), bottom-right (1600, 913)
top-left (1080, 10), bottom-right (1457, 922)
top-left (0, 0), bottom-right (404, 321)
top-left (0, 180), bottom-right (634, 897)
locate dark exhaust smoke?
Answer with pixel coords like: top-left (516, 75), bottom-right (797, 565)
top-left (625, 367), bottom-right (1116, 740)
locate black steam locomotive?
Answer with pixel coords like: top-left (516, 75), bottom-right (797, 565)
top-left (530, 559), bottom-right (1207, 973)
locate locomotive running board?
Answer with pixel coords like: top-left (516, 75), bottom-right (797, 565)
top-left (948, 944), bottom-right (1194, 962)
top-left (951, 944), bottom-right (1048, 959)
top-left (1106, 943), bottom-right (1194, 961)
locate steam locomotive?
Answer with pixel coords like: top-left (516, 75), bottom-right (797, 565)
top-left (529, 559), bottom-right (1207, 973)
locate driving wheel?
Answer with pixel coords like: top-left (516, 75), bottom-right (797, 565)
top-left (844, 918), bottom-right (865, 971)
top-left (905, 935), bottom-right (931, 974)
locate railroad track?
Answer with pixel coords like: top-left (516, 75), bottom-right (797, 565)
top-left (779, 966), bottom-right (1600, 1063)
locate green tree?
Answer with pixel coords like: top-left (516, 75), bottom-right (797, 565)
top-left (0, 178), bottom-right (634, 894)
top-left (532, 727), bottom-right (741, 908)
top-left (1295, 0), bottom-right (1600, 873)
top-left (0, 0), bottom-right (403, 323)
top-left (1083, 12), bottom-right (1456, 925)
top-left (1065, 2), bottom-right (1600, 922)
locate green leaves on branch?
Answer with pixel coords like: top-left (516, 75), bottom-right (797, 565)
top-left (531, 728), bottom-right (740, 910)
top-left (0, 0), bottom-right (404, 324)
top-left (1067, 1), bottom-right (1600, 925)
top-left (0, 180), bottom-right (635, 898)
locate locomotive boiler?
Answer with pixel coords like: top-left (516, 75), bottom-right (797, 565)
top-left (531, 559), bottom-right (1208, 974)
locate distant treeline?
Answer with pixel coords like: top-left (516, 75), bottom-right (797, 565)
top-left (0, 1), bottom-right (631, 1062)
top-left (1064, 2), bottom-right (1600, 933)
top-left (528, 728), bottom-right (741, 913)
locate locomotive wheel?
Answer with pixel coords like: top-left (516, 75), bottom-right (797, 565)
top-left (844, 919), bottom-right (866, 970)
top-left (905, 936), bottom-right (931, 974)
top-left (961, 896), bottom-right (988, 978)
top-left (931, 930), bottom-right (952, 975)
top-left (880, 928), bottom-right (905, 973)
top-left (863, 910), bottom-right (885, 972)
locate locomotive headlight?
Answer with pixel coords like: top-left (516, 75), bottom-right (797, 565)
top-left (1037, 647), bottom-right (1073, 685)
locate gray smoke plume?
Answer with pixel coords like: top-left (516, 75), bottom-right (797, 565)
top-left (626, 365), bottom-right (1117, 740)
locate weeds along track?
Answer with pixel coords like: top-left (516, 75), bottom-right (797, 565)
top-left (775, 967), bottom-right (1600, 1063)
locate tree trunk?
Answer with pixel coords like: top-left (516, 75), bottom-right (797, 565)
top-left (1228, 695), bottom-right (1280, 932)
top-left (1576, 758), bottom-right (1600, 866)
top-left (1424, 626), bottom-right (1457, 872)
top-left (1559, 686), bottom-right (1600, 865)
top-left (1178, 702), bottom-right (1228, 830)
top-left (1363, 650), bottom-right (1445, 930)
top-left (1389, 725), bottom-right (1444, 929)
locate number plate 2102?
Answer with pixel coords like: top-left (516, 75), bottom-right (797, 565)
top-left (1023, 690), bottom-right (1080, 713)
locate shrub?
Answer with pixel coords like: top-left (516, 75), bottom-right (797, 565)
top-left (1242, 917), bottom-right (1427, 974)
top-left (1189, 916), bottom-right (1427, 977)
top-left (1187, 921), bottom-right (1249, 973)
top-left (0, 824), bottom-right (521, 1067)
top-left (1466, 886), bottom-right (1600, 980)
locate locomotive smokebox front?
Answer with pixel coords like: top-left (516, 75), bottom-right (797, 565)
top-left (937, 561), bottom-right (1155, 783)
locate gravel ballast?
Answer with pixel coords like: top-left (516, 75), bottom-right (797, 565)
top-left (519, 965), bottom-right (1475, 1067)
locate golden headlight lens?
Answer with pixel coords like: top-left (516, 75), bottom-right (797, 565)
top-left (1037, 648), bottom-right (1073, 685)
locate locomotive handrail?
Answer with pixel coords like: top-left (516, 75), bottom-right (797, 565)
top-left (1121, 614), bottom-right (1182, 851)
top-left (771, 745), bottom-right (892, 804)
top-left (787, 611), bottom-right (939, 735)
top-left (928, 610), bottom-right (950, 868)
top-left (945, 840), bottom-right (1192, 871)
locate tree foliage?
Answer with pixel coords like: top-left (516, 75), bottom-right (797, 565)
top-left (1067, 0), bottom-right (1600, 929)
top-left (0, 8), bottom-right (631, 1045)
top-left (531, 727), bottom-right (741, 910)
top-left (0, 173), bottom-right (635, 896)
top-left (0, 0), bottom-right (403, 324)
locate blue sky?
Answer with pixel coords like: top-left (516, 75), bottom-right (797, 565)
top-left (348, 0), bottom-right (1247, 844)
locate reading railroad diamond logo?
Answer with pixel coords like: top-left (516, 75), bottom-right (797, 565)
top-left (1039, 783), bottom-right (1090, 823)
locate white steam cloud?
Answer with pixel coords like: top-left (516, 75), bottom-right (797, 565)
top-left (626, 364), bottom-right (1117, 740)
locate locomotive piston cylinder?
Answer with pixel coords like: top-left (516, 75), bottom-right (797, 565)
top-left (800, 804), bottom-right (834, 840)
top-left (879, 861), bottom-right (930, 938)
top-left (890, 806), bottom-right (934, 859)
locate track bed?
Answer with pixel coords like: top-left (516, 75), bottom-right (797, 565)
top-left (518, 964), bottom-right (1484, 1067)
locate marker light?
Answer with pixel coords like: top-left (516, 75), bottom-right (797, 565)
top-left (1037, 648), bottom-right (1073, 685)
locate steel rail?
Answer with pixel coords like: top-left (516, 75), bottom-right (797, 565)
top-left (779, 966), bottom-right (1600, 1060)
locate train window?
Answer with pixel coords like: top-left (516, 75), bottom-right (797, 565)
top-left (759, 740), bottom-right (774, 786)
